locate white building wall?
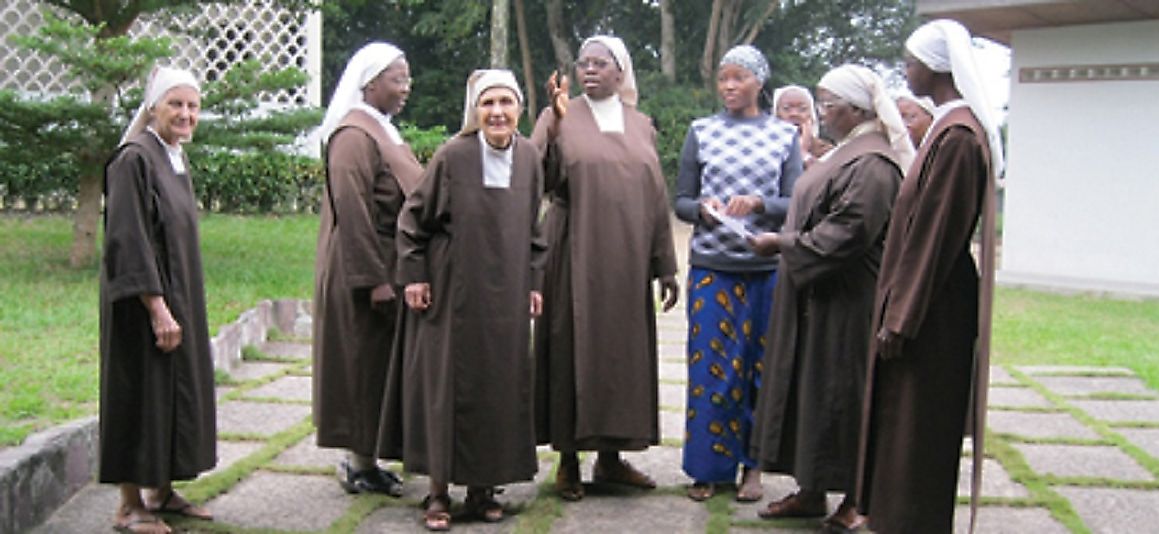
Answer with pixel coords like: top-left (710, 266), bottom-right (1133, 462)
top-left (1001, 19), bottom-right (1159, 296)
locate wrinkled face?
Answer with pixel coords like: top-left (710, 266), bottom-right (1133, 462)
top-left (574, 42), bottom-right (622, 100)
top-left (365, 57), bottom-right (411, 116)
top-left (151, 85), bottom-right (201, 145)
top-left (775, 89), bottom-right (812, 127)
top-left (475, 86), bottom-right (521, 148)
top-left (897, 97), bottom-right (933, 147)
top-left (716, 64), bottom-right (761, 116)
top-left (815, 87), bottom-right (862, 141)
top-left (905, 53), bottom-right (936, 98)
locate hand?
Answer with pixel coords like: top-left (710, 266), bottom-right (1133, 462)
top-left (370, 283), bottom-right (396, 310)
top-left (724, 194), bottom-right (763, 217)
top-left (545, 70), bottom-right (570, 139)
top-left (529, 291), bottom-right (543, 318)
top-left (140, 294), bottom-right (182, 353)
top-left (658, 275), bottom-right (680, 312)
top-left (699, 197), bottom-right (725, 227)
top-left (876, 326), bottom-right (904, 360)
top-left (747, 232), bottom-right (780, 256)
top-left (404, 283), bottom-right (432, 311)
top-left (799, 119), bottom-right (815, 154)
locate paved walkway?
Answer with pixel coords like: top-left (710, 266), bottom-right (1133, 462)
top-left (31, 302), bottom-right (1159, 533)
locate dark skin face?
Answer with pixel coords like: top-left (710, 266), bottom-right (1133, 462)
top-left (574, 42), bottom-right (622, 100)
top-left (815, 87), bottom-right (868, 142)
top-left (716, 64), bottom-right (761, 118)
top-left (904, 53), bottom-right (935, 98)
top-left (363, 57), bottom-right (411, 116)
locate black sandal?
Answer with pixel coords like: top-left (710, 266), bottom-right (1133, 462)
top-left (465, 487), bottom-right (504, 522)
top-left (421, 493), bottom-right (452, 531)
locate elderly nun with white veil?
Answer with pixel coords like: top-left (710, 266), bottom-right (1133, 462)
top-left (100, 65), bottom-right (215, 534)
top-left (748, 63), bottom-right (911, 532)
top-left (380, 69), bottom-right (545, 532)
top-left (312, 41), bottom-right (419, 498)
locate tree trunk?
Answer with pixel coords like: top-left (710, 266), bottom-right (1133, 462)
top-left (490, 0), bottom-right (510, 68)
top-left (741, 0), bottom-right (781, 45)
top-left (659, 0), bottom-right (676, 82)
top-left (700, 0), bottom-right (725, 87)
top-left (70, 85), bottom-right (116, 268)
top-left (513, 0), bottom-right (538, 120)
top-left (546, 0), bottom-right (573, 72)
top-left (718, 0), bottom-right (738, 58)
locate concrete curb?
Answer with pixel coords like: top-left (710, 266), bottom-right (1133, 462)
top-left (0, 298), bottom-right (311, 534)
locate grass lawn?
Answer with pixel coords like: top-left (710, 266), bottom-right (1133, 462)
top-left (0, 213), bottom-right (317, 446)
top-left (2, 213), bottom-right (1159, 448)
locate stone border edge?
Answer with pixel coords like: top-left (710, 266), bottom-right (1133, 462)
top-left (0, 298), bottom-right (311, 534)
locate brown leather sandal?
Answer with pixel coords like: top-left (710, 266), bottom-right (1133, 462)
top-left (422, 493), bottom-right (451, 531)
top-left (465, 487), bottom-right (504, 522)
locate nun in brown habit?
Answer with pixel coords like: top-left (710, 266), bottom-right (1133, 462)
top-left (100, 66), bottom-right (215, 534)
top-left (380, 69), bottom-right (545, 531)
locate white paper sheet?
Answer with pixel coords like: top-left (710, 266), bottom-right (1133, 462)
top-left (704, 203), bottom-right (753, 240)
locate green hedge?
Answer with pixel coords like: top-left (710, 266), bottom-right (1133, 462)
top-left (191, 151), bottom-right (325, 214)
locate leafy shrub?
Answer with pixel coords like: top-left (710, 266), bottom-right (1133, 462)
top-left (400, 122), bottom-right (450, 164)
top-left (635, 71), bottom-right (719, 189)
top-left (192, 151), bottom-right (324, 214)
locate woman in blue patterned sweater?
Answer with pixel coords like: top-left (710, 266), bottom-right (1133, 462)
top-left (673, 44), bottom-right (803, 502)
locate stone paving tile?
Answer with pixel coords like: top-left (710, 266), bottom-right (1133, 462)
top-left (957, 457), bottom-right (1029, 498)
top-left (730, 473), bottom-right (829, 526)
top-left (553, 494), bottom-right (709, 534)
top-left (569, 446), bottom-right (692, 489)
top-left (206, 471), bottom-right (350, 531)
top-left (216, 400), bottom-right (310, 437)
top-left (244, 375), bottom-right (312, 402)
top-left (1017, 365), bottom-right (1134, 377)
top-left (228, 361), bottom-right (289, 382)
top-left (987, 410), bottom-right (1099, 440)
top-left (1116, 427), bottom-right (1159, 460)
top-left (258, 341), bottom-right (312, 360)
top-left (1013, 443), bottom-right (1153, 481)
top-left (30, 484), bottom-right (118, 534)
top-left (1033, 375), bottom-right (1155, 397)
top-left (1070, 399), bottom-right (1159, 423)
top-left (659, 383), bottom-right (685, 410)
top-left (1054, 486), bottom-right (1159, 534)
top-left (215, 385), bottom-right (234, 400)
top-left (658, 342), bottom-right (685, 360)
top-left (660, 408), bottom-right (685, 442)
top-left (659, 361), bottom-right (686, 382)
top-left (990, 366), bottom-right (1019, 386)
top-left (272, 433), bottom-right (343, 469)
top-left (988, 386), bottom-right (1054, 408)
top-left (951, 505), bottom-right (1070, 534)
top-left (204, 440), bottom-right (264, 477)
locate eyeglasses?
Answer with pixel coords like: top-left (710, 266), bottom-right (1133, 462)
top-left (574, 57), bottom-right (614, 71)
top-left (387, 76), bottom-right (413, 87)
top-left (815, 98), bottom-right (846, 112)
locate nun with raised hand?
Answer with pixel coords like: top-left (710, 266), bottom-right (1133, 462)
top-left (858, 18), bottom-right (1003, 534)
top-left (383, 69), bottom-right (545, 532)
top-left (312, 41), bottom-right (418, 498)
top-left (100, 66), bottom-right (215, 534)
top-left (531, 34), bottom-right (680, 503)
top-left (672, 44), bottom-right (802, 503)
top-left (749, 64), bottom-right (910, 531)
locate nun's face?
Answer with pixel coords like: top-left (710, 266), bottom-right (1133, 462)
top-left (476, 86), bottom-right (521, 149)
top-left (151, 85), bottom-right (200, 145)
top-left (897, 97), bottom-right (933, 147)
top-left (905, 53), bottom-right (935, 98)
top-left (716, 64), bottom-right (761, 116)
top-left (815, 87), bottom-right (861, 141)
top-left (575, 42), bottom-right (621, 100)
top-left (775, 90), bottom-right (812, 127)
top-left (366, 57), bottom-right (411, 116)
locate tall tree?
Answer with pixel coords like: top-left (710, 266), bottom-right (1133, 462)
top-left (659, 0), bottom-right (676, 81)
top-left (513, 0), bottom-right (538, 120)
top-left (545, 0), bottom-right (573, 72)
top-left (490, 0), bottom-right (510, 67)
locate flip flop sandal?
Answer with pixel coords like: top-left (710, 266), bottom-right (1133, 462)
top-left (465, 488), bottom-right (504, 522)
top-left (422, 493), bottom-right (452, 532)
top-left (146, 491), bottom-right (213, 520)
top-left (114, 508), bottom-right (170, 534)
top-left (687, 482), bottom-right (716, 502)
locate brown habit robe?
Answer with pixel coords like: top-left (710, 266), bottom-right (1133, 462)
top-left (856, 106), bottom-right (995, 534)
top-left (530, 98), bottom-right (679, 451)
top-left (99, 132), bottom-right (216, 486)
top-left (379, 133), bottom-right (545, 486)
top-left (313, 110), bottom-right (422, 456)
top-left (752, 131), bottom-right (902, 492)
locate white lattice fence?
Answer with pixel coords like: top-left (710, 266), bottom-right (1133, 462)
top-left (0, 0), bottom-right (321, 106)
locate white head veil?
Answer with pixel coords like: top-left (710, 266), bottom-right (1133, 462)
top-left (895, 88), bottom-right (936, 118)
top-left (459, 69), bottom-right (524, 135)
top-left (906, 19), bottom-right (1004, 174)
top-left (818, 64), bottom-right (915, 170)
top-left (773, 85), bottom-right (818, 135)
top-left (121, 66), bottom-right (201, 145)
top-left (318, 42), bottom-right (405, 142)
top-left (579, 35), bottom-right (637, 107)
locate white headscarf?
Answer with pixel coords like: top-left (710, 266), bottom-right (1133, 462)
top-left (895, 88), bottom-right (936, 117)
top-left (459, 69), bottom-right (524, 135)
top-left (121, 66), bottom-right (201, 145)
top-left (318, 42), bottom-right (405, 142)
top-left (906, 19), bottom-right (1004, 174)
top-left (817, 64), bottom-right (915, 170)
top-left (579, 35), bottom-right (637, 107)
top-left (773, 85), bottom-right (818, 135)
